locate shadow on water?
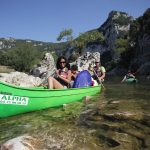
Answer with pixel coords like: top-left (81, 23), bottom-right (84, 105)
top-left (0, 76), bottom-right (150, 149)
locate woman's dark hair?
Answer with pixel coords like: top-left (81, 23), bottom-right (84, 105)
top-left (56, 56), bottom-right (70, 69)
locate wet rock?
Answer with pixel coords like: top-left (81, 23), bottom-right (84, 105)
top-left (97, 134), bottom-right (120, 148)
top-left (1, 135), bottom-right (42, 150)
top-left (0, 72), bottom-right (42, 87)
top-left (75, 52), bottom-right (101, 71)
top-left (77, 96), bottom-right (150, 150)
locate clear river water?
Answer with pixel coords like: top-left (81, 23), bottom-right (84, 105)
top-left (0, 77), bottom-right (150, 149)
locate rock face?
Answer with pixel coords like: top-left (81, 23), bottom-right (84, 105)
top-left (30, 53), bottom-right (56, 78)
top-left (73, 52), bottom-right (100, 71)
top-left (99, 11), bottom-right (132, 51)
top-left (1, 10), bottom-right (149, 76)
top-left (0, 37), bottom-right (15, 50)
top-left (130, 9), bottom-right (150, 75)
top-left (64, 11), bottom-right (132, 64)
top-left (0, 53), bottom-right (55, 87)
top-left (0, 72), bottom-right (42, 87)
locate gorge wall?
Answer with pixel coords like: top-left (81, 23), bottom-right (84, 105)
top-left (0, 9), bottom-right (150, 76)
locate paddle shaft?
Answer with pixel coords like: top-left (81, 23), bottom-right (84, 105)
top-left (93, 69), bottom-right (105, 89)
top-left (38, 69), bottom-right (56, 86)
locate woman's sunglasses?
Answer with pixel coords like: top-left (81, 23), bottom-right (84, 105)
top-left (60, 61), bottom-right (66, 64)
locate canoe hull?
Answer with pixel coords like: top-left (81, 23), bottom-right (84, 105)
top-left (0, 81), bottom-right (101, 118)
top-left (125, 78), bottom-right (137, 83)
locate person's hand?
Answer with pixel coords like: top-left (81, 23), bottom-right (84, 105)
top-left (99, 77), bottom-right (103, 81)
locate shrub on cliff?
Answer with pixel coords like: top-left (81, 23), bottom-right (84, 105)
top-left (114, 38), bottom-right (128, 54)
top-left (74, 30), bottom-right (105, 54)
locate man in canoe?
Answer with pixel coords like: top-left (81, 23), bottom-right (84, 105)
top-left (47, 56), bottom-right (71, 89)
top-left (92, 59), bottom-right (106, 83)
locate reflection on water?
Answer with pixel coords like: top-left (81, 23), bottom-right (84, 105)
top-left (0, 77), bottom-right (150, 149)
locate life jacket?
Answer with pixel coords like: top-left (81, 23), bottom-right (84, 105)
top-left (58, 67), bottom-right (68, 79)
top-left (73, 70), bottom-right (92, 88)
top-left (126, 73), bottom-right (135, 79)
top-left (57, 67), bottom-right (69, 86)
top-left (93, 66), bottom-right (102, 77)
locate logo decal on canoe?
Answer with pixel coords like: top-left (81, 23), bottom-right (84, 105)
top-left (0, 94), bottom-right (29, 105)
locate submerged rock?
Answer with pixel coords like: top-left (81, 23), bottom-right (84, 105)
top-left (77, 97), bottom-right (150, 149)
top-left (1, 135), bottom-right (42, 150)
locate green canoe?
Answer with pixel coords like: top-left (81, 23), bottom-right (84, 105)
top-left (0, 81), bottom-right (101, 118)
top-left (125, 78), bottom-right (137, 83)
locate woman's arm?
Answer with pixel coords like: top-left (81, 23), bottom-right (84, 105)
top-left (121, 76), bottom-right (126, 83)
top-left (57, 70), bottom-right (72, 83)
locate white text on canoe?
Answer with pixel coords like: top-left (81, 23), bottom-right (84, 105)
top-left (0, 94), bottom-right (29, 105)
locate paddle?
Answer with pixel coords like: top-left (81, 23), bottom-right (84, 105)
top-left (38, 69), bottom-right (56, 87)
top-left (93, 69), bottom-right (105, 89)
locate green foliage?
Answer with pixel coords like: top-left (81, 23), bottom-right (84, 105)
top-left (119, 30), bottom-right (128, 39)
top-left (68, 51), bottom-right (79, 62)
top-left (0, 51), bottom-right (10, 66)
top-left (119, 8), bottom-right (150, 69)
top-left (129, 8), bottom-right (150, 41)
top-left (129, 20), bottom-right (140, 42)
top-left (105, 59), bottom-right (119, 71)
top-left (41, 101), bottom-right (83, 120)
top-left (114, 38), bottom-right (128, 54)
top-left (0, 43), bottom-right (42, 72)
top-left (119, 47), bottom-right (135, 68)
top-left (74, 30), bottom-right (104, 54)
top-left (101, 51), bottom-right (112, 65)
top-left (57, 29), bottom-right (73, 42)
top-left (113, 14), bottom-right (132, 26)
top-left (140, 8), bottom-right (150, 35)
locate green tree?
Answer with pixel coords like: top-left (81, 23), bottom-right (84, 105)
top-left (114, 38), bottom-right (128, 54)
top-left (129, 20), bottom-right (140, 43)
top-left (7, 43), bottom-right (41, 72)
top-left (74, 30), bottom-right (104, 54)
top-left (113, 14), bottom-right (132, 26)
top-left (57, 29), bottom-right (73, 42)
top-left (57, 28), bottom-right (74, 54)
top-left (0, 51), bottom-right (9, 65)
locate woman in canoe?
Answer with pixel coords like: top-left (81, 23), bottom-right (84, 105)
top-left (48, 56), bottom-right (71, 89)
top-left (121, 70), bottom-right (136, 83)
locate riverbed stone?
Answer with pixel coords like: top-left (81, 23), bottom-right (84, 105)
top-left (77, 96), bottom-right (150, 149)
top-left (1, 135), bottom-right (42, 150)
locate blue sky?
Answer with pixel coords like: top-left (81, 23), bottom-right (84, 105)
top-left (0, 0), bottom-right (150, 42)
